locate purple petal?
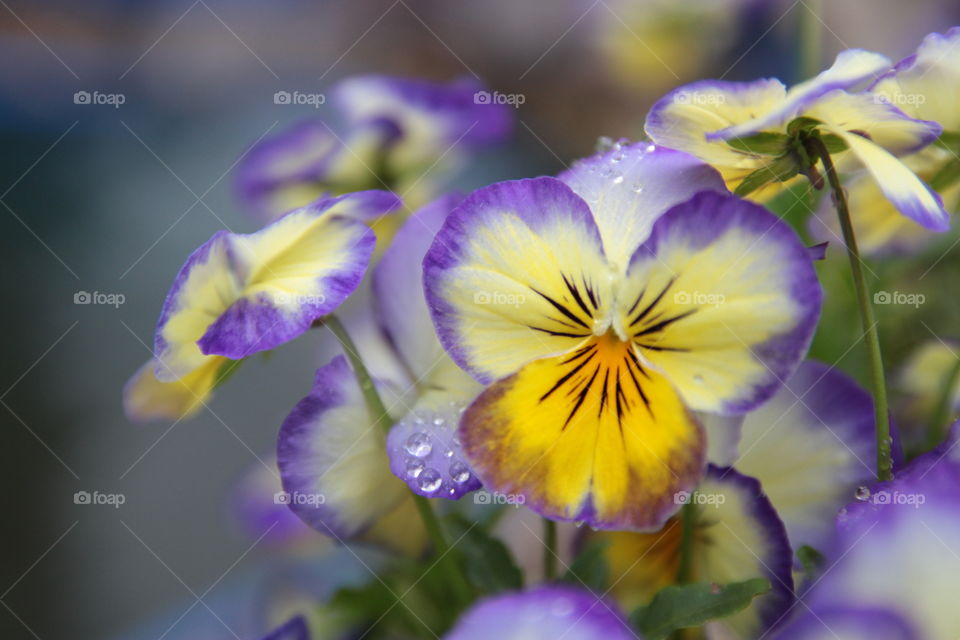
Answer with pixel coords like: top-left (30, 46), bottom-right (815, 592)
top-left (260, 616), bottom-right (309, 640)
top-left (386, 402), bottom-right (482, 500)
top-left (444, 586), bottom-right (634, 640)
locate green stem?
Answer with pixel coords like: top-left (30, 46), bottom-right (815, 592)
top-left (799, 0), bottom-right (823, 78)
top-left (677, 503), bottom-right (697, 584)
top-left (927, 357), bottom-right (960, 451)
top-left (324, 314), bottom-right (474, 608)
top-left (810, 137), bottom-right (893, 481)
top-left (543, 518), bottom-right (558, 581)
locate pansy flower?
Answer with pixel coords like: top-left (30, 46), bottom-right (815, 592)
top-left (423, 142), bottom-right (821, 531)
top-left (811, 28), bottom-right (960, 255)
top-left (645, 49), bottom-right (949, 231)
top-left (236, 75), bottom-right (513, 220)
top-left (588, 361), bottom-right (880, 636)
top-left (124, 190), bottom-right (400, 422)
top-left (276, 195), bottom-right (485, 551)
top-left (444, 585), bottom-right (634, 640)
top-left (775, 424), bottom-right (960, 638)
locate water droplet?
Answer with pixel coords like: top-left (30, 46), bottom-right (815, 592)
top-left (854, 486), bottom-right (871, 501)
top-left (432, 417), bottom-right (444, 427)
top-left (574, 521), bottom-right (585, 529)
top-left (406, 458), bottom-right (424, 479)
top-left (693, 374), bottom-right (704, 384)
top-left (444, 450), bottom-right (454, 458)
top-left (450, 462), bottom-right (471, 484)
top-left (405, 432), bottom-right (432, 458)
top-left (632, 182), bottom-right (644, 194)
top-left (645, 144), bottom-right (656, 153)
top-left (596, 136), bottom-right (614, 152)
top-left (449, 488), bottom-right (455, 495)
top-left (418, 468), bottom-right (442, 493)
top-left (612, 175), bottom-right (624, 184)
top-left (600, 166), bottom-right (614, 178)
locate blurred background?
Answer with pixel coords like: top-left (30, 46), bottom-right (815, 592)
top-left (2, 1), bottom-right (959, 638)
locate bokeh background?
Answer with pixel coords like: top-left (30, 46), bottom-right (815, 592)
top-left (2, 1), bottom-right (959, 638)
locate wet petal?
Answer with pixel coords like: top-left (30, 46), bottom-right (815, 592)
top-left (709, 49), bottom-right (892, 140)
top-left (444, 586), bottom-right (634, 640)
top-left (155, 191), bottom-right (398, 379)
top-left (276, 356), bottom-right (422, 550)
top-left (593, 466), bottom-right (794, 638)
top-left (459, 332), bottom-right (705, 531)
top-left (621, 191), bottom-right (821, 414)
top-left (123, 356), bottom-right (226, 422)
top-left (728, 360), bottom-right (877, 552)
top-left (424, 177), bottom-right (613, 383)
top-left (830, 130), bottom-right (948, 231)
top-left (558, 141), bottom-right (727, 269)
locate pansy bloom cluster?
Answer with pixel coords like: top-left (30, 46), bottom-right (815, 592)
top-left (126, 26), bottom-right (960, 640)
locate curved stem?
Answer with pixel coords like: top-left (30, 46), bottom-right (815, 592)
top-left (927, 357), bottom-right (960, 451)
top-left (809, 137), bottom-right (893, 481)
top-left (324, 314), bottom-right (474, 608)
top-left (543, 518), bottom-right (558, 581)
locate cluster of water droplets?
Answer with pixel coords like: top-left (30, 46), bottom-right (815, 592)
top-left (394, 406), bottom-right (479, 498)
top-left (579, 137), bottom-right (655, 198)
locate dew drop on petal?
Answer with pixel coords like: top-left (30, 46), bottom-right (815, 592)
top-left (450, 462), bottom-right (471, 484)
top-left (612, 175), bottom-right (624, 184)
top-left (406, 457), bottom-right (425, 479)
top-left (854, 486), bottom-right (871, 501)
top-left (418, 468), bottom-right (442, 493)
top-left (432, 417), bottom-right (444, 427)
top-left (405, 432), bottom-right (432, 458)
top-left (444, 450), bottom-right (454, 458)
top-left (693, 374), bottom-right (704, 385)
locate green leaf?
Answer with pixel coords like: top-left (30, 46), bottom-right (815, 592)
top-left (629, 578), bottom-right (771, 640)
top-left (733, 155), bottom-right (800, 197)
top-left (936, 131), bottom-right (960, 152)
top-left (726, 132), bottom-right (790, 156)
top-left (445, 514), bottom-right (523, 594)
top-left (786, 116), bottom-right (824, 137)
top-left (819, 133), bottom-right (849, 154)
top-left (562, 539), bottom-right (609, 591)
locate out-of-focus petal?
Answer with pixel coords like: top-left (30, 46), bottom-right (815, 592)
top-left (458, 333), bottom-right (705, 531)
top-left (155, 191), bottom-right (398, 378)
top-left (827, 130), bottom-right (948, 231)
top-left (277, 356), bottom-right (423, 552)
top-left (373, 193), bottom-right (464, 380)
top-left (260, 616), bottom-right (310, 640)
top-left (424, 177), bottom-right (613, 383)
top-left (871, 27), bottom-right (960, 128)
top-left (710, 49), bottom-right (892, 140)
top-left (593, 466), bottom-right (794, 637)
top-left (444, 586), bottom-right (634, 640)
top-left (558, 141), bottom-right (727, 269)
top-left (728, 360), bottom-right (877, 552)
top-left (123, 356), bottom-right (225, 422)
top-left (621, 191), bottom-right (821, 414)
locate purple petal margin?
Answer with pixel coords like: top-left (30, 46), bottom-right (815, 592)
top-left (260, 616), bottom-right (309, 640)
top-left (444, 586), bottom-right (634, 640)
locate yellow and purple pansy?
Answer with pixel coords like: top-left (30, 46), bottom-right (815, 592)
top-left (124, 190), bottom-right (400, 422)
top-left (444, 585), bottom-right (634, 640)
top-left (276, 195), bottom-right (485, 551)
top-left (645, 49), bottom-right (950, 232)
top-left (423, 142), bottom-right (822, 531)
top-left (236, 75), bottom-right (513, 220)
top-left (811, 27), bottom-right (960, 255)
